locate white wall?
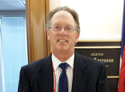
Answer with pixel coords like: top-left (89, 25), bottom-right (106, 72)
top-left (49, 0), bottom-right (60, 10)
top-left (49, 0), bottom-right (124, 41)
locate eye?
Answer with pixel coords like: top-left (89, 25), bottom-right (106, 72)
top-left (66, 26), bottom-right (73, 31)
top-left (54, 26), bottom-right (60, 29)
top-left (53, 26), bottom-right (60, 30)
top-left (54, 26), bottom-right (59, 28)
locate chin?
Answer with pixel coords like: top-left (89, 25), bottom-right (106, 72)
top-left (57, 47), bottom-right (68, 51)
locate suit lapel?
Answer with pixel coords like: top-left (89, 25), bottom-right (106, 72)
top-left (72, 53), bottom-right (89, 92)
top-left (35, 55), bottom-right (53, 92)
top-left (33, 53), bottom-right (89, 92)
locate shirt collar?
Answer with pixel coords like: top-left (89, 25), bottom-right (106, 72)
top-left (52, 53), bottom-right (74, 71)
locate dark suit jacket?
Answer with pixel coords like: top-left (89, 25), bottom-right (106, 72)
top-left (18, 53), bottom-right (109, 92)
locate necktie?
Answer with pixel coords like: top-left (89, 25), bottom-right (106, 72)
top-left (58, 63), bottom-right (69, 92)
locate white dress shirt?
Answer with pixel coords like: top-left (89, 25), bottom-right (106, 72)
top-left (52, 53), bottom-right (74, 92)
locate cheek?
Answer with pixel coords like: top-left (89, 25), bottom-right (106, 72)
top-left (71, 36), bottom-right (78, 44)
top-left (48, 32), bottom-right (56, 41)
top-left (49, 35), bottom-right (57, 43)
top-left (69, 37), bottom-right (76, 44)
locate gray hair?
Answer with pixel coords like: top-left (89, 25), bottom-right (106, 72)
top-left (46, 6), bottom-right (80, 33)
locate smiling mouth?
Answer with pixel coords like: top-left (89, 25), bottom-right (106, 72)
top-left (58, 40), bottom-right (68, 42)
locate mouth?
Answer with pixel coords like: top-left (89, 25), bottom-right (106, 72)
top-left (58, 40), bottom-right (68, 42)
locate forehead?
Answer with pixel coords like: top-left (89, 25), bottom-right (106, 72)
top-left (51, 10), bottom-right (75, 26)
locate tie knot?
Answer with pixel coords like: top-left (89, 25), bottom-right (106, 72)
top-left (59, 63), bottom-right (69, 71)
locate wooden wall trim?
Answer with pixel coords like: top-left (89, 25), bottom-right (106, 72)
top-left (26, 0), bottom-right (31, 63)
top-left (26, 0), bottom-right (50, 63)
top-left (45, 0), bottom-right (51, 56)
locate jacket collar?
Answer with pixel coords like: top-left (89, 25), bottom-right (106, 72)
top-left (36, 54), bottom-right (53, 92)
top-left (72, 53), bottom-right (89, 92)
top-left (36, 53), bottom-right (89, 92)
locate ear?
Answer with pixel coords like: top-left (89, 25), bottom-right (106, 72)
top-left (46, 30), bottom-right (50, 40)
top-left (75, 33), bottom-right (80, 43)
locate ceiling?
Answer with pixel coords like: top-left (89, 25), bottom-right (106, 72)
top-left (0, 0), bottom-right (25, 11)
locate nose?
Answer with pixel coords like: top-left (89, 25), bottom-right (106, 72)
top-left (59, 27), bottom-right (67, 35)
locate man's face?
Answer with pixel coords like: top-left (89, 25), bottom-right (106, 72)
top-left (47, 11), bottom-right (79, 53)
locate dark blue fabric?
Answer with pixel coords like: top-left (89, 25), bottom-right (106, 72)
top-left (121, 0), bottom-right (125, 57)
top-left (58, 63), bottom-right (69, 92)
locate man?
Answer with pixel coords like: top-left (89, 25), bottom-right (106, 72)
top-left (18, 6), bottom-right (109, 92)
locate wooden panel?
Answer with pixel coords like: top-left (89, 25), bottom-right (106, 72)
top-left (45, 0), bottom-right (51, 56)
top-left (26, 0), bottom-right (50, 63)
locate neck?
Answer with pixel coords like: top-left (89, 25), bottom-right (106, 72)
top-left (52, 50), bottom-right (74, 62)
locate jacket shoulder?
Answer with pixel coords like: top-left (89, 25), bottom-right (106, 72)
top-left (20, 55), bottom-right (51, 73)
top-left (75, 53), bottom-right (105, 68)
